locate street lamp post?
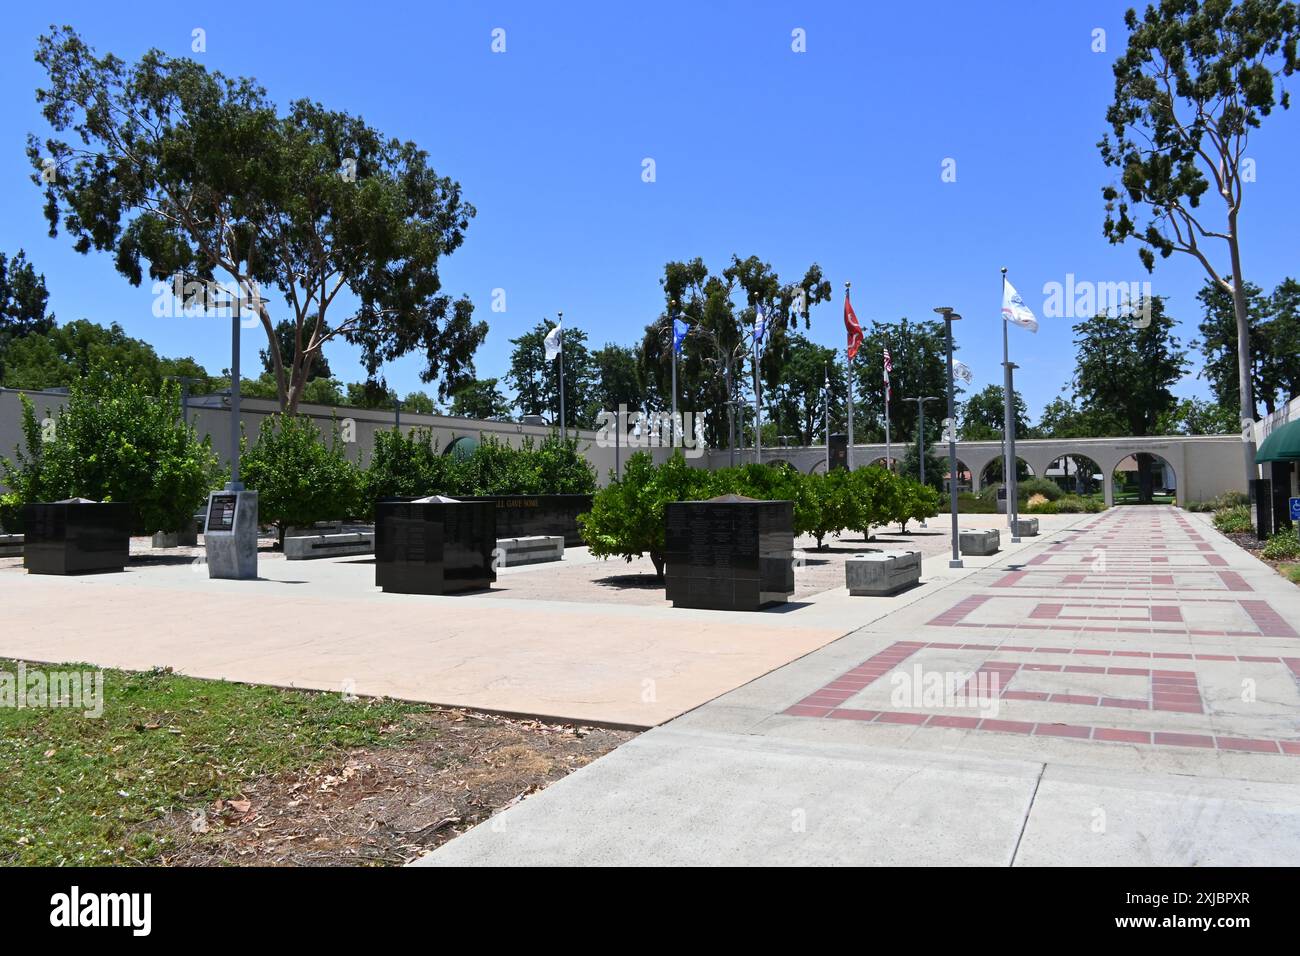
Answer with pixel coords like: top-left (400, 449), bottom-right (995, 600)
top-left (934, 308), bottom-right (963, 569)
top-left (1006, 360), bottom-right (1021, 543)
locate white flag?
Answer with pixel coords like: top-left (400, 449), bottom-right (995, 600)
top-left (543, 320), bottom-right (563, 361)
top-left (1002, 279), bottom-right (1038, 332)
top-left (951, 358), bottom-right (973, 384)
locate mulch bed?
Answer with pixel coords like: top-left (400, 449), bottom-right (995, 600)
top-left (141, 708), bottom-right (633, 866)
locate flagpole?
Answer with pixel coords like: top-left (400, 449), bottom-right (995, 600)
top-left (824, 366), bottom-right (830, 473)
top-left (670, 302), bottom-right (678, 452)
top-left (753, 307), bottom-right (762, 466)
top-left (884, 363), bottom-right (892, 473)
top-left (557, 310), bottom-right (566, 443)
top-left (845, 283), bottom-right (855, 470)
top-left (1000, 270), bottom-right (1020, 542)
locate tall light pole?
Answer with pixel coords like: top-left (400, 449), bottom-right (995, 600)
top-left (934, 308), bottom-right (963, 568)
top-left (1006, 360), bottom-right (1021, 543)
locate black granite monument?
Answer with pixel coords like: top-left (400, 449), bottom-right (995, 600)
top-left (375, 496), bottom-right (497, 594)
top-left (459, 494), bottom-right (592, 546)
top-left (21, 498), bottom-right (132, 575)
top-left (663, 494), bottom-right (795, 611)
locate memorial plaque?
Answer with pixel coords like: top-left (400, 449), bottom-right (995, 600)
top-left (375, 496), bottom-right (496, 595)
top-left (203, 489), bottom-right (258, 580)
top-left (663, 494), bottom-right (794, 611)
top-left (828, 433), bottom-right (848, 471)
top-left (207, 493), bottom-right (237, 533)
top-left (21, 499), bottom-right (132, 575)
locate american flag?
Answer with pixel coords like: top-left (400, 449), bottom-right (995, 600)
top-left (882, 346), bottom-right (892, 401)
top-left (882, 347), bottom-right (893, 373)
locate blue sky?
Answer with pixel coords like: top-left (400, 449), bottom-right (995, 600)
top-left (1, 1), bottom-right (1297, 419)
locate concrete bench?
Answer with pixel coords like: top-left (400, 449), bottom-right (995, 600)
top-left (846, 549), bottom-right (922, 596)
top-left (1013, 517), bottom-right (1039, 537)
top-left (496, 535), bottom-right (564, 567)
top-left (959, 528), bottom-right (1000, 556)
top-left (284, 531), bottom-right (375, 560)
top-left (152, 522), bottom-right (198, 548)
top-left (0, 534), bottom-right (23, 558)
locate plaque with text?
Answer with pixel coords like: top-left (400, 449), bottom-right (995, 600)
top-left (207, 494), bottom-right (238, 533)
top-left (663, 494), bottom-right (794, 611)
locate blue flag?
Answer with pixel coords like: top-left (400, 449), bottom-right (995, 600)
top-left (753, 305), bottom-right (767, 348)
top-left (672, 317), bottom-right (688, 355)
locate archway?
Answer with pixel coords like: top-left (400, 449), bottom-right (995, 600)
top-left (1045, 453), bottom-right (1104, 497)
top-left (865, 455), bottom-right (900, 472)
top-left (979, 456), bottom-right (1035, 487)
top-left (944, 458), bottom-right (973, 494)
top-left (807, 458), bottom-right (828, 475)
top-left (1111, 452), bottom-right (1177, 505)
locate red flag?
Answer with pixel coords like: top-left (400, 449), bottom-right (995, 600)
top-left (844, 292), bottom-right (863, 361)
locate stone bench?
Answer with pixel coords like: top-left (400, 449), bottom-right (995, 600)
top-left (1013, 517), bottom-right (1039, 537)
top-left (495, 535), bottom-right (564, 567)
top-left (284, 531), bottom-right (376, 560)
top-left (152, 521), bottom-right (199, 549)
top-left (0, 534), bottom-right (23, 558)
top-left (846, 549), bottom-right (922, 596)
top-left (959, 528), bottom-right (1000, 556)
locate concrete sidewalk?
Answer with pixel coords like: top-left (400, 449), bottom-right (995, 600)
top-left (417, 507), bottom-right (1300, 866)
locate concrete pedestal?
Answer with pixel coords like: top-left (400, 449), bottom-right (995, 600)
top-left (1012, 517), bottom-right (1039, 537)
top-left (846, 550), bottom-right (921, 596)
top-left (496, 535), bottom-right (564, 567)
top-left (959, 528), bottom-right (1000, 556)
top-left (204, 489), bottom-right (258, 580)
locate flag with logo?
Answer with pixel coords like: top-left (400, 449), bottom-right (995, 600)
top-left (844, 293), bottom-right (862, 361)
top-left (883, 346), bottom-right (893, 401)
top-left (753, 304), bottom-right (767, 349)
top-left (672, 316), bottom-right (688, 354)
top-left (543, 319), bottom-right (563, 361)
top-left (951, 358), bottom-right (973, 384)
top-left (1001, 280), bottom-right (1038, 332)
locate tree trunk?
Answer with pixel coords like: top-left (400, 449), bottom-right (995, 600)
top-left (1136, 452), bottom-right (1154, 505)
top-left (1227, 238), bottom-right (1258, 495)
top-left (651, 550), bottom-right (664, 581)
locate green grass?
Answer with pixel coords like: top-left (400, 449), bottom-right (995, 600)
top-left (0, 661), bottom-right (425, 865)
top-left (1284, 564), bottom-right (1300, 585)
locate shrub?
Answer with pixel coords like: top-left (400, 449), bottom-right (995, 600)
top-left (1213, 505), bottom-right (1253, 534)
top-left (363, 427), bottom-right (447, 513)
top-left (1017, 477), bottom-right (1063, 502)
top-left (241, 414), bottom-right (362, 542)
top-left (1214, 490), bottom-right (1249, 509)
top-left (1261, 531), bottom-right (1300, 561)
top-left (578, 452), bottom-right (712, 579)
top-left (1025, 499), bottom-right (1059, 514)
top-left (1054, 495), bottom-right (1087, 513)
top-left (0, 366), bottom-right (219, 534)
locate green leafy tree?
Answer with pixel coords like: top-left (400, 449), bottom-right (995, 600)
top-left (961, 384), bottom-right (1030, 441)
top-left (1035, 395), bottom-right (1125, 439)
top-left (640, 256), bottom-right (831, 449)
top-left (1100, 0), bottom-right (1300, 487)
top-left (1197, 276), bottom-right (1300, 417)
top-left (507, 320), bottom-right (597, 428)
top-left (852, 318), bottom-right (956, 444)
top-left (592, 344), bottom-right (644, 415)
top-left (260, 319), bottom-right (332, 382)
top-left (449, 378), bottom-right (512, 421)
top-left (362, 427), bottom-right (446, 513)
top-left (0, 365), bottom-right (219, 533)
top-left (1157, 396), bottom-right (1239, 435)
top-left (0, 249), bottom-right (55, 380)
top-left (1073, 297), bottom-right (1188, 501)
top-left (240, 414), bottom-right (362, 542)
top-left (31, 27), bottom-right (485, 414)
top-left (768, 335), bottom-right (844, 445)
top-left (579, 452), bottom-right (713, 579)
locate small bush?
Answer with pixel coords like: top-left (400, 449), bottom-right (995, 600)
top-left (1025, 499), bottom-right (1059, 514)
top-left (1017, 477), bottom-right (1063, 502)
top-left (1214, 490), bottom-right (1249, 509)
top-left (1213, 505), bottom-right (1253, 534)
top-left (1261, 531), bottom-right (1300, 561)
top-left (1055, 495), bottom-right (1087, 513)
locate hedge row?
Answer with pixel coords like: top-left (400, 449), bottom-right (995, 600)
top-left (578, 452), bottom-right (941, 579)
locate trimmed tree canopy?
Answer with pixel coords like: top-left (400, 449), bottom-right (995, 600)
top-left (29, 26), bottom-right (486, 414)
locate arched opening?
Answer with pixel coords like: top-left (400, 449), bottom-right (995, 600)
top-left (944, 459), bottom-right (973, 494)
top-left (808, 458), bottom-right (828, 475)
top-left (865, 456), bottom-right (900, 471)
top-left (979, 457), bottom-right (1035, 487)
top-left (765, 458), bottom-right (793, 470)
top-left (1045, 453), bottom-right (1104, 497)
top-left (444, 435), bottom-right (479, 460)
top-left (1111, 452), bottom-right (1177, 505)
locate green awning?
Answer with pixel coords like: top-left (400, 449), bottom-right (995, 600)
top-left (1256, 417), bottom-right (1300, 463)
